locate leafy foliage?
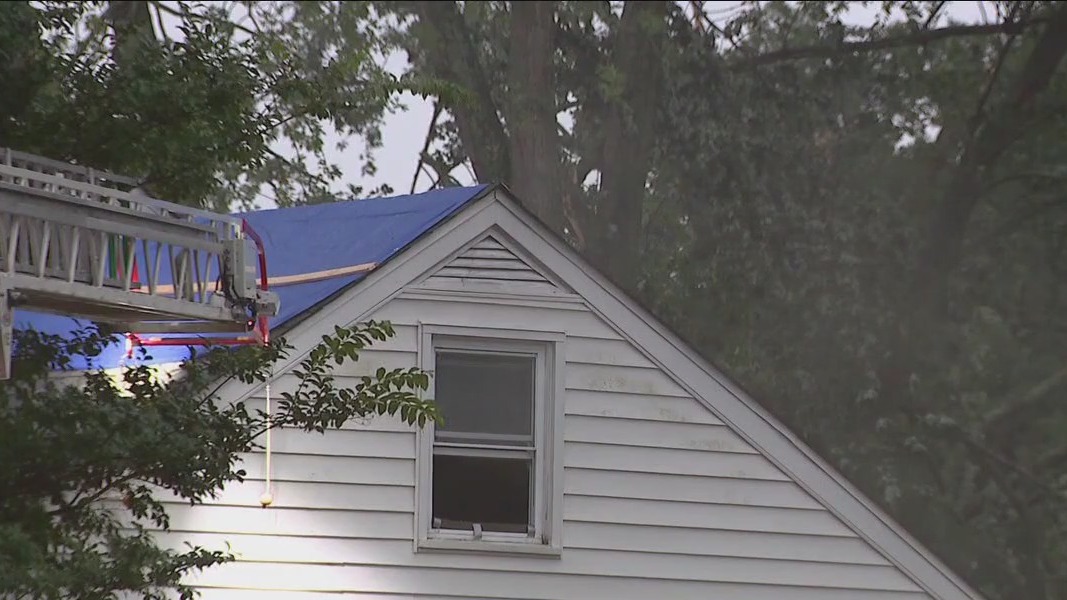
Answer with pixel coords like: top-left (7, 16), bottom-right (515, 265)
top-left (0, 1), bottom-right (455, 210)
top-left (0, 321), bottom-right (435, 599)
top-left (1, 3), bottom-right (446, 597)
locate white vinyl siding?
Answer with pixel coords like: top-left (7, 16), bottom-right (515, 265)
top-left (160, 286), bottom-right (932, 600)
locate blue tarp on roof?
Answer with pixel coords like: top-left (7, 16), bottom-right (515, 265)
top-left (13, 185), bottom-right (490, 371)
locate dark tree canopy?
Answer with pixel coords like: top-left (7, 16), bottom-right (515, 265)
top-left (368, 2), bottom-right (1067, 598)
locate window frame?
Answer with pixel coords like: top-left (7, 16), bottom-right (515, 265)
top-left (415, 323), bottom-right (565, 557)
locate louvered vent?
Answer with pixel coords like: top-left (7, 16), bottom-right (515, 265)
top-left (420, 236), bottom-right (559, 293)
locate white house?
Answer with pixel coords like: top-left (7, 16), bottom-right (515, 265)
top-left (24, 184), bottom-right (985, 600)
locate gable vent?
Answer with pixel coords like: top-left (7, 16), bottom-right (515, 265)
top-left (420, 236), bottom-right (561, 293)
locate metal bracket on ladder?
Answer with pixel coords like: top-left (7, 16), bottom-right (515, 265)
top-left (0, 148), bottom-right (280, 379)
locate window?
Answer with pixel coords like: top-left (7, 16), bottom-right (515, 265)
top-left (432, 350), bottom-right (536, 534)
top-left (416, 326), bottom-right (563, 555)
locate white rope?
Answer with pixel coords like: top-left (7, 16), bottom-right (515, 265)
top-left (259, 380), bottom-right (274, 508)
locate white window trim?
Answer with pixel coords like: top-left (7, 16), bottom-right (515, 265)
top-left (415, 323), bottom-right (565, 558)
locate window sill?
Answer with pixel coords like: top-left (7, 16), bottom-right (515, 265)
top-left (416, 537), bottom-right (562, 559)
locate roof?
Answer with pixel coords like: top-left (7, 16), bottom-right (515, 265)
top-left (12, 184), bottom-right (490, 370)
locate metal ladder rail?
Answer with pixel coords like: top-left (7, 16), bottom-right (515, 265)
top-left (1, 147), bottom-right (241, 232)
top-left (0, 148), bottom-right (279, 379)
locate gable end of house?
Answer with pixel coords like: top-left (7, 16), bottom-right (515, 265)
top-left (212, 187), bottom-right (985, 600)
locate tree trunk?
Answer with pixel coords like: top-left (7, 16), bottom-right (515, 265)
top-left (105, 1), bottom-right (154, 65)
top-left (592, 1), bottom-right (669, 291)
top-left (402, 1), bottom-right (668, 292)
top-left (409, 1), bottom-right (511, 183)
top-left (506, 1), bottom-right (564, 233)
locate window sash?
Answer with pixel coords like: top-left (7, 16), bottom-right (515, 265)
top-left (431, 435), bottom-right (538, 537)
top-left (430, 449), bottom-right (536, 536)
top-left (434, 430), bottom-right (534, 446)
top-left (426, 336), bottom-right (548, 543)
top-left (434, 443), bottom-right (535, 458)
top-left (433, 348), bottom-right (536, 439)
top-left (434, 346), bottom-right (538, 358)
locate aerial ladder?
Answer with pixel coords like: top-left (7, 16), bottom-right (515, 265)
top-left (0, 148), bottom-right (281, 380)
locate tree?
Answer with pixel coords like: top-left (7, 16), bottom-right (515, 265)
top-left (381, 1), bottom-right (672, 291)
top-left (646, 10), bottom-right (1067, 596)
top-left (0, 3), bottom-right (440, 598)
top-left (0, 322), bottom-right (436, 600)
top-left (376, 1), bottom-right (1061, 288)
top-left (0, 0), bottom-right (451, 211)
top-left (354, 2), bottom-right (1067, 598)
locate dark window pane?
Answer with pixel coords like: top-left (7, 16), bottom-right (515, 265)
top-left (434, 351), bottom-right (534, 444)
top-left (432, 453), bottom-right (532, 534)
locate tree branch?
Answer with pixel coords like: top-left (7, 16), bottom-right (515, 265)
top-left (688, 1), bottom-right (707, 34)
top-left (984, 363), bottom-right (1067, 432)
top-left (733, 19), bottom-right (1047, 69)
top-left (960, 431), bottom-right (1067, 503)
top-left (410, 102), bottom-right (442, 194)
top-left (964, 2), bottom-right (1026, 142)
top-left (409, 1), bottom-right (511, 182)
top-left (148, 1), bottom-right (169, 42)
top-left (148, 0), bottom-right (258, 37)
top-left (976, 193), bottom-right (1067, 244)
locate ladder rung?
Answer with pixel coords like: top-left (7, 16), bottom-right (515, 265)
top-left (124, 320), bottom-right (252, 335)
